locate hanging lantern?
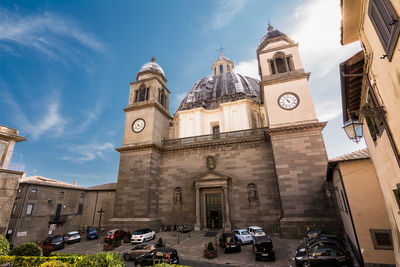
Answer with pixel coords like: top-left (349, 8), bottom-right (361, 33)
top-left (343, 120), bottom-right (363, 143)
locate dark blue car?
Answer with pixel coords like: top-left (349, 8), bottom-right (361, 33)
top-left (87, 227), bottom-right (98, 240)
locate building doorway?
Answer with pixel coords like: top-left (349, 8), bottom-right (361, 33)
top-left (206, 193), bottom-right (222, 229)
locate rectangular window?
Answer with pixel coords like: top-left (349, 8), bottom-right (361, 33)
top-left (77, 204), bottom-right (83, 214)
top-left (26, 203), bottom-right (34, 215)
top-left (80, 192), bottom-right (85, 198)
top-left (364, 88), bottom-right (385, 142)
top-left (213, 125), bottom-right (220, 134)
top-left (370, 229), bottom-right (394, 250)
top-left (59, 191), bottom-right (64, 198)
top-left (286, 57), bottom-right (294, 71)
top-left (31, 189), bottom-right (37, 194)
top-left (393, 188), bottom-right (400, 210)
top-left (368, 0), bottom-right (400, 61)
top-left (134, 90), bottom-right (139, 103)
top-left (145, 88), bottom-right (149, 100)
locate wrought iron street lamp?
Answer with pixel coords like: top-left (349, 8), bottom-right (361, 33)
top-left (343, 120), bottom-right (363, 143)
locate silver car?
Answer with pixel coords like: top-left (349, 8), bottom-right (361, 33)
top-left (232, 229), bottom-right (253, 244)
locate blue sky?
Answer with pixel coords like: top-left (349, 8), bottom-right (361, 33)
top-left (0, 0), bottom-right (365, 187)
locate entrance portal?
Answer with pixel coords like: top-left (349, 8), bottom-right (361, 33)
top-left (206, 193), bottom-right (222, 229)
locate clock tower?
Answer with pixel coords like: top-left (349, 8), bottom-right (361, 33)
top-left (109, 57), bottom-right (171, 230)
top-left (258, 25), bottom-right (338, 237)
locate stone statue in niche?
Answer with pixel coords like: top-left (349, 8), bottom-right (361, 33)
top-left (206, 156), bottom-right (216, 170)
top-left (248, 183), bottom-right (257, 202)
top-left (174, 187), bottom-right (182, 205)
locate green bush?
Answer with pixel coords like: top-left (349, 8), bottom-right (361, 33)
top-left (40, 260), bottom-right (69, 267)
top-left (10, 242), bottom-right (42, 256)
top-left (207, 241), bottom-right (214, 251)
top-left (0, 235), bottom-right (9, 256)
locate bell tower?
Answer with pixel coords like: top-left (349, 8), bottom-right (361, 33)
top-left (110, 57), bottom-right (171, 231)
top-left (257, 25), bottom-right (318, 128)
top-left (257, 25), bottom-right (340, 237)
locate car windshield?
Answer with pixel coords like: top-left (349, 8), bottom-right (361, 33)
top-left (255, 242), bottom-right (272, 249)
top-left (241, 230), bottom-right (250, 235)
top-left (107, 231), bottom-right (113, 235)
top-left (133, 230), bottom-right (144, 235)
top-left (89, 230), bottom-right (96, 234)
top-left (53, 236), bottom-right (63, 242)
top-left (255, 229), bottom-right (264, 233)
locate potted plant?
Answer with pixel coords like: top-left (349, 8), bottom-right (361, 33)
top-left (204, 241), bottom-right (217, 259)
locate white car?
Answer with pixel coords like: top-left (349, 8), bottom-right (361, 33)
top-left (64, 231), bottom-right (81, 244)
top-left (247, 226), bottom-right (266, 238)
top-left (232, 229), bottom-right (253, 244)
top-left (131, 228), bottom-right (155, 243)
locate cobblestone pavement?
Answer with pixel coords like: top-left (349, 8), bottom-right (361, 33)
top-left (59, 231), bottom-right (300, 266)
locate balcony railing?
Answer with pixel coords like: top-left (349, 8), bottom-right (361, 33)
top-left (163, 128), bottom-right (267, 146)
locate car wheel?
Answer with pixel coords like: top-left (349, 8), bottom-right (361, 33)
top-left (255, 255), bottom-right (259, 261)
top-left (238, 247), bottom-right (241, 252)
top-left (124, 254), bottom-right (130, 261)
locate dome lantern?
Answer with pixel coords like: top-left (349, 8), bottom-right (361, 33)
top-left (211, 52), bottom-right (234, 76)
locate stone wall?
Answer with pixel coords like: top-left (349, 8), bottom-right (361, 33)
top-left (0, 169), bottom-right (21, 236)
top-left (158, 138), bottom-right (282, 233)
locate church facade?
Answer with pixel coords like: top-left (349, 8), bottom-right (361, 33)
top-left (108, 25), bottom-right (341, 238)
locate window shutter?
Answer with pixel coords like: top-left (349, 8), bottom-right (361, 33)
top-left (369, 0), bottom-right (400, 61)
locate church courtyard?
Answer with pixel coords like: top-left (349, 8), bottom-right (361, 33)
top-left (59, 231), bottom-right (301, 266)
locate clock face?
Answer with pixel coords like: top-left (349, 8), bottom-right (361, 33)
top-left (278, 93), bottom-right (299, 110)
top-left (132, 118), bottom-right (146, 133)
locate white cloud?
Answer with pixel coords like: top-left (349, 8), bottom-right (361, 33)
top-left (235, 59), bottom-right (259, 79)
top-left (0, 84), bottom-right (66, 140)
top-left (286, 0), bottom-right (361, 77)
top-left (315, 100), bottom-right (343, 121)
top-left (0, 6), bottom-right (104, 60)
top-left (62, 142), bottom-right (114, 163)
top-left (211, 0), bottom-right (250, 29)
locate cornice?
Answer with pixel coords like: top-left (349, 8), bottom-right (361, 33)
top-left (260, 72), bottom-right (310, 86)
top-left (266, 121), bottom-right (327, 135)
top-left (124, 102), bottom-right (173, 119)
top-left (135, 70), bottom-right (167, 83)
top-left (0, 133), bottom-right (27, 142)
top-left (0, 168), bottom-right (24, 175)
top-left (163, 134), bottom-right (268, 152)
top-left (257, 43), bottom-right (299, 55)
top-left (115, 143), bottom-right (163, 153)
top-left (257, 35), bottom-right (295, 54)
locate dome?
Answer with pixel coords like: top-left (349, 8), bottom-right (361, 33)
top-left (138, 57), bottom-right (165, 76)
top-left (259, 25), bottom-right (286, 45)
top-left (177, 72), bottom-right (260, 111)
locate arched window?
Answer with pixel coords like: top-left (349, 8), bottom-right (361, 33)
top-left (135, 86), bottom-right (149, 103)
top-left (269, 52), bottom-right (294, 75)
top-left (276, 57), bottom-right (287, 73)
top-left (219, 64), bottom-right (223, 74)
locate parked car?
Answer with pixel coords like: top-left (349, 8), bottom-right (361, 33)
top-left (123, 243), bottom-right (160, 261)
top-left (64, 231), bottom-right (81, 244)
top-left (247, 226), bottom-right (266, 238)
top-left (253, 236), bottom-right (275, 261)
top-left (232, 229), bottom-right (253, 244)
top-left (135, 247), bottom-right (179, 266)
top-left (295, 246), bottom-right (353, 267)
top-left (86, 227), bottom-right (98, 240)
top-left (305, 229), bottom-right (330, 239)
top-left (43, 235), bottom-right (65, 250)
top-left (219, 233), bottom-right (241, 253)
top-left (297, 238), bottom-right (345, 253)
top-left (131, 228), bottom-right (155, 243)
top-left (104, 229), bottom-right (127, 243)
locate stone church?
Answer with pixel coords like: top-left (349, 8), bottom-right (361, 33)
top-left (108, 25), bottom-right (341, 238)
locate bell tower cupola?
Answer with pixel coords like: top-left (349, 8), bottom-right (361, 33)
top-left (211, 52), bottom-right (234, 76)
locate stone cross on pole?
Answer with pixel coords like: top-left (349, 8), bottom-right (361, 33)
top-left (217, 45), bottom-right (226, 55)
top-left (97, 208), bottom-right (105, 229)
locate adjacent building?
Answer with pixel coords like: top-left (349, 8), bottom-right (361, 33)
top-left (8, 176), bottom-right (115, 245)
top-left (328, 149), bottom-right (395, 267)
top-left (340, 0), bottom-right (400, 264)
top-left (0, 125), bottom-right (26, 236)
top-left (108, 25), bottom-right (342, 238)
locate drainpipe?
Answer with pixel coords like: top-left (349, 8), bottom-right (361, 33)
top-left (335, 166), bottom-right (364, 267)
top-left (92, 191), bottom-right (99, 227)
top-left (12, 184), bottom-right (29, 245)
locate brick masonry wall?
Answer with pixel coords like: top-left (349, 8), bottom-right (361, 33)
top-left (0, 169), bottom-right (20, 236)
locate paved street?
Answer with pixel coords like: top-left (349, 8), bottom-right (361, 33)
top-left (60, 231), bottom-right (300, 266)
